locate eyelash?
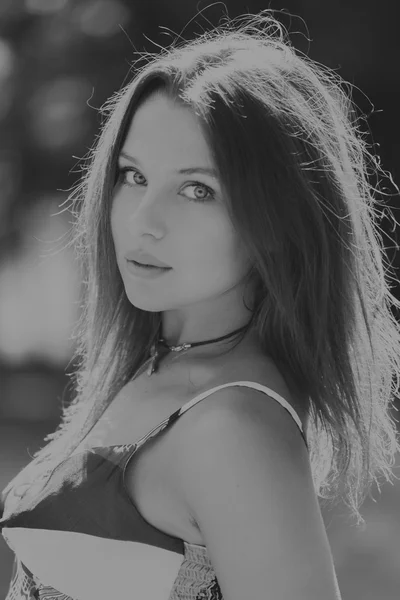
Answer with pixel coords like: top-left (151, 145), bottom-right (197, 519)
top-left (116, 166), bottom-right (216, 203)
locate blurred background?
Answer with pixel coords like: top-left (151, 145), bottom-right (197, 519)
top-left (0, 1), bottom-right (399, 598)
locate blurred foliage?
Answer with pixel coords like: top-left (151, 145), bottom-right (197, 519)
top-left (0, 0), bottom-right (399, 259)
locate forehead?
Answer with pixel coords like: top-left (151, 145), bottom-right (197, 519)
top-left (122, 91), bottom-right (212, 162)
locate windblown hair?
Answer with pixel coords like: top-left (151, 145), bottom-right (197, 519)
top-left (3, 10), bottom-right (400, 527)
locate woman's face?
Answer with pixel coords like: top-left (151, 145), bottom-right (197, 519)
top-left (111, 90), bottom-right (255, 346)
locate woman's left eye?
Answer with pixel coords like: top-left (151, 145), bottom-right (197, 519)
top-left (116, 167), bottom-right (215, 203)
top-left (183, 182), bottom-right (216, 202)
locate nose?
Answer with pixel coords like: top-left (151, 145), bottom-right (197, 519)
top-left (126, 188), bottom-right (167, 235)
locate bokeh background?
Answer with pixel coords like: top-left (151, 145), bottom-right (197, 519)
top-left (1, 1), bottom-right (400, 598)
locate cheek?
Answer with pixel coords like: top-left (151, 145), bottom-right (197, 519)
top-left (110, 196), bottom-right (118, 230)
top-left (185, 230), bottom-right (248, 284)
top-left (110, 196), bottom-right (127, 247)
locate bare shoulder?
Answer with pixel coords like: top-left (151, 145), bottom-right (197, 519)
top-left (176, 370), bottom-right (309, 471)
top-left (169, 383), bottom-right (341, 600)
top-left (203, 348), bottom-right (309, 433)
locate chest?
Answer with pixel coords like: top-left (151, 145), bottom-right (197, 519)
top-left (71, 361), bottom-right (216, 546)
top-left (68, 352), bottom-right (306, 549)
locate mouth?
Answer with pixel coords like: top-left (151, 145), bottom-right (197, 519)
top-left (127, 259), bottom-right (172, 271)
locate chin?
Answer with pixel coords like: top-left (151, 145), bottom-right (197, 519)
top-left (123, 289), bottom-right (165, 313)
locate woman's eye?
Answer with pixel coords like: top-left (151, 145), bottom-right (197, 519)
top-left (117, 167), bottom-right (215, 203)
top-left (183, 182), bottom-right (215, 202)
top-left (118, 167), bottom-right (145, 187)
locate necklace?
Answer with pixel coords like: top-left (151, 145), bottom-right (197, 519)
top-left (147, 323), bottom-right (250, 376)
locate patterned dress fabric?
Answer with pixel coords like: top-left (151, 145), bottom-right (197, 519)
top-left (1, 381), bottom-right (307, 600)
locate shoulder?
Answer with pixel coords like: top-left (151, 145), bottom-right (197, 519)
top-left (169, 383), bottom-right (341, 600)
top-left (177, 350), bottom-right (309, 457)
top-left (175, 379), bottom-right (309, 486)
top-left (205, 349), bottom-right (309, 433)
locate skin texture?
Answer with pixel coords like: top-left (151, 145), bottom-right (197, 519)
top-left (111, 91), bottom-right (259, 355)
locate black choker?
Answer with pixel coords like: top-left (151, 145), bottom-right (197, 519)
top-left (147, 323), bottom-right (250, 376)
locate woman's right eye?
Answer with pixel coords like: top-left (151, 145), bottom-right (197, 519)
top-left (117, 166), bottom-right (145, 187)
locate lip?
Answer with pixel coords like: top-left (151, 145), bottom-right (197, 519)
top-left (125, 250), bottom-right (170, 268)
top-left (125, 259), bottom-right (172, 279)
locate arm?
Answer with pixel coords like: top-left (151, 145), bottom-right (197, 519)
top-left (172, 387), bottom-right (342, 600)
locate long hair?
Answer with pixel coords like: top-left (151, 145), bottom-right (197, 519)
top-left (3, 10), bottom-right (400, 528)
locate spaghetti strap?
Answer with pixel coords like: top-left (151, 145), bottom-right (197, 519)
top-left (134, 380), bottom-right (307, 451)
top-left (179, 381), bottom-right (304, 434)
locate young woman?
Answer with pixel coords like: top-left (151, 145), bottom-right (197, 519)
top-left (1, 10), bottom-right (399, 600)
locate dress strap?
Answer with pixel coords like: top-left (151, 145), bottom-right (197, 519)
top-left (134, 381), bottom-right (307, 451)
top-left (179, 381), bottom-right (304, 433)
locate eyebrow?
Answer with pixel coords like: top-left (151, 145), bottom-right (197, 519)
top-left (119, 151), bottom-right (219, 180)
